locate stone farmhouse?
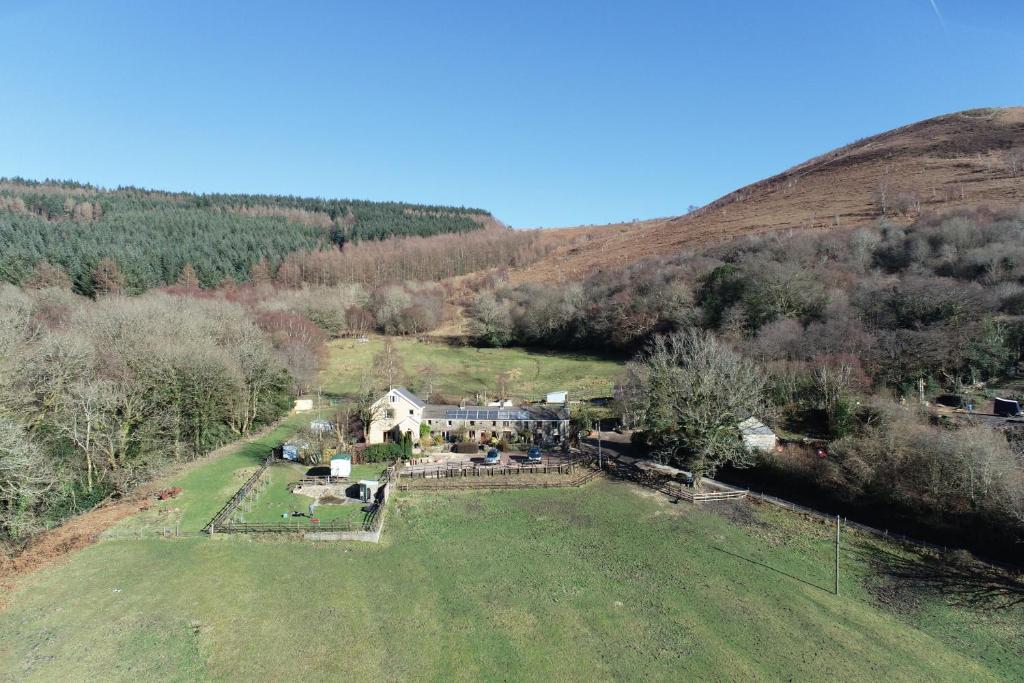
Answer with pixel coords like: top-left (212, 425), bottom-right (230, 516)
top-left (367, 387), bottom-right (570, 445)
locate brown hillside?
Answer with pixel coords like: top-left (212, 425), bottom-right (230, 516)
top-left (513, 107), bottom-right (1024, 283)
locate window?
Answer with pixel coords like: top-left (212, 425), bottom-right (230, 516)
top-left (409, 409), bottom-right (414, 416)
top-left (470, 420), bottom-right (475, 426)
top-left (447, 420), bottom-right (452, 426)
top-left (385, 409), bottom-right (394, 419)
top-left (390, 395), bottom-right (396, 403)
top-left (492, 421), bottom-right (497, 426)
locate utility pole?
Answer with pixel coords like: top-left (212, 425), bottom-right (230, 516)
top-left (835, 514), bottom-right (840, 596)
top-left (596, 419), bottom-right (602, 470)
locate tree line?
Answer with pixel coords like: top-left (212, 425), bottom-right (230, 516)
top-left (0, 178), bottom-right (493, 295)
top-left (0, 285), bottom-right (326, 555)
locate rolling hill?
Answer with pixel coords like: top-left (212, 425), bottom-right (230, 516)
top-left (514, 107), bottom-right (1024, 283)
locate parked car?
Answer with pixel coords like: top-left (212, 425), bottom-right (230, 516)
top-left (483, 448), bottom-right (501, 465)
top-left (526, 446), bottom-right (542, 464)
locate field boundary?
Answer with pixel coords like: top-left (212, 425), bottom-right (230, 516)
top-left (398, 462), bottom-right (601, 491)
top-left (704, 478), bottom-right (959, 554)
top-left (204, 452), bottom-right (275, 534)
top-left (207, 461), bottom-right (395, 542)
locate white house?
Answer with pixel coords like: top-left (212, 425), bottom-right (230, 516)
top-left (367, 387), bottom-right (426, 444)
top-left (365, 387), bottom-right (569, 445)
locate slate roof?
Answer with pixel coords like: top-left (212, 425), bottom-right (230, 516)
top-left (391, 387), bottom-right (426, 409)
top-left (738, 416), bottom-right (774, 436)
top-left (422, 403), bottom-right (569, 422)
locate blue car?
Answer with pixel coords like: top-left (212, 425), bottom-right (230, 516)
top-left (526, 447), bottom-right (542, 464)
top-left (483, 448), bottom-right (501, 465)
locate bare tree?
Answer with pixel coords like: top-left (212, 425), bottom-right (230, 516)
top-left (55, 380), bottom-right (113, 492)
top-left (91, 257), bottom-right (124, 296)
top-left (629, 331), bottom-right (767, 487)
top-left (176, 263), bottom-right (201, 289)
top-left (872, 178), bottom-right (890, 215)
top-left (0, 417), bottom-right (55, 547)
top-left (372, 338), bottom-right (403, 389)
top-left (1004, 148), bottom-right (1024, 177)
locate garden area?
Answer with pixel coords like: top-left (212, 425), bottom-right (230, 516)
top-left (236, 461), bottom-right (385, 527)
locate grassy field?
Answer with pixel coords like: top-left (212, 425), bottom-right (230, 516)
top-left (3, 341), bottom-right (1021, 681)
top-left (320, 336), bottom-right (624, 401)
top-left (2, 466), bottom-right (1021, 680)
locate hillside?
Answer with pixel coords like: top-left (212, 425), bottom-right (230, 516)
top-left (0, 179), bottom-right (494, 293)
top-left (514, 107), bottom-right (1024, 283)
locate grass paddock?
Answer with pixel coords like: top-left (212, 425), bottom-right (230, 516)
top-left (320, 336), bottom-right (623, 401)
top-left (2, 477), bottom-right (1020, 682)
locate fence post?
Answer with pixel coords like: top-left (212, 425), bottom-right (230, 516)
top-left (835, 514), bottom-right (841, 596)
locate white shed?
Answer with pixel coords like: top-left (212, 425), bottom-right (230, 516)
top-left (546, 391), bottom-right (568, 404)
top-left (293, 399), bottom-right (314, 412)
top-left (330, 454), bottom-right (352, 478)
top-left (739, 417), bottom-right (777, 452)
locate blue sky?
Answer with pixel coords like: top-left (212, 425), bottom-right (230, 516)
top-left (0, 1), bottom-right (1021, 227)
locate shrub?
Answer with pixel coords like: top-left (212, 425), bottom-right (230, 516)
top-left (362, 443), bottom-right (404, 462)
top-left (454, 442), bottom-right (478, 454)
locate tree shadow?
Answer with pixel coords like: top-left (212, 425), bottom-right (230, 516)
top-left (857, 543), bottom-right (1024, 610)
top-left (710, 545), bottom-right (833, 594)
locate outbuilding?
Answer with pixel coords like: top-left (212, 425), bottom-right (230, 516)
top-left (330, 453), bottom-right (352, 478)
top-left (994, 397), bottom-right (1022, 417)
top-left (739, 417), bottom-right (777, 452)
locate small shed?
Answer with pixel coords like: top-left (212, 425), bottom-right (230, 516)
top-left (546, 391), bottom-right (568, 404)
top-left (282, 444), bottom-right (300, 461)
top-left (994, 397), bottom-right (1022, 417)
top-left (310, 419), bottom-right (333, 434)
top-left (739, 417), bottom-right (777, 452)
top-left (293, 399), bottom-right (313, 413)
top-left (358, 480), bottom-right (379, 503)
top-left (330, 453), bottom-right (352, 478)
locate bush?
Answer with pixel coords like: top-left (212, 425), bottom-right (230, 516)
top-left (361, 443), bottom-right (404, 462)
top-left (454, 442), bottom-right (478, 454)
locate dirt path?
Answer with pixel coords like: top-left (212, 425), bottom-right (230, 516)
top-left (0, 421), bottom-right (286, 601)
top-left (0, 487), bottom-right (158, 595)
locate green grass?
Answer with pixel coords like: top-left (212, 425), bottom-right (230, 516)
top-left (4, 342), bottom-right (1020, 680)
top-left (320, 336), bottom-right (623, 401)
top-left (3, 477), bottom-right (1020, 682)
top-left (239, 463), bottom-right (371, 526)
top-left (113, 427), bottom-right (390, 533)
top-left (108, 417), bottom-right (307, 534)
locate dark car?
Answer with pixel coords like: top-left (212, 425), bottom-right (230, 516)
top-left (483, 448), bottom-right (501, 465)
top-left (526, 446), bottom-right (542, 464)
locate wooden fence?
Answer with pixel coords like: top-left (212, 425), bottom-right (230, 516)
top-left (102, 525), bottom-right (208, 540)
top-left (398, 462), bottom-right (601, 492)
top-left (601, 457), bottom-right (747, 504)
top-left (204, 451), bottom-right (275, 534)
top-left (678, 488), bottom-right (748, 503)
top-left (210, 463), bottom-right (394, 535)
top-left (397, 459), bottom-right (579, 481)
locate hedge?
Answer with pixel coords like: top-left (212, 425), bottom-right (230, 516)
top-left (362, 443), bottom-right (405, 462)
